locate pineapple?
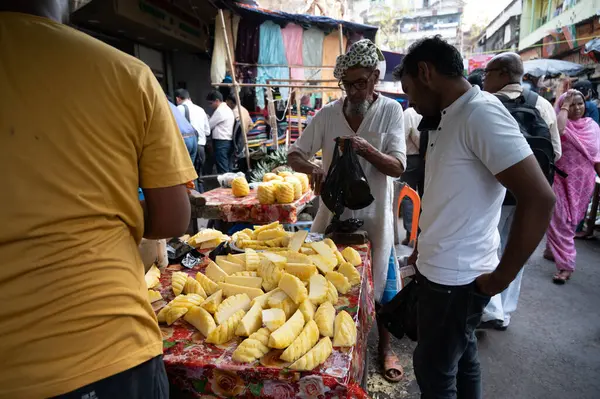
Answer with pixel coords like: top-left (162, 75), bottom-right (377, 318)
top-left (289, 336), bottom-right (333, 371)
top-left (308, 254), bottom-right (336, 274)
top-left (231, 176), bottom-right (250, 197)
top-left (218, 282), bottom-right (264, 300)
top-left (216, 258), bottom-right (244, 275)
top-left (285, 251), bottom-right (312, 264)
top-left (171, 293), bottom-right (205, 308)
top-left (275, 182), bottom-right (295, 204)
top-left (184, 277), bottom-right (207, 298)
top-left (147, 290), bottom-right (162, 303)
top-left (224, 275), bottom-right (263, 289)
top-left (262, 308), bottom-right (286, 331)
top-left (264, 237), bottom-right (288, 247)
top-left (227, 253), bottom-right (246, 266)
top-left (278, 171), bottom-right (293, 178)
top-left (188, 229), bottom-right (224, 247)
top-left (171, 271), bottom-right (188, 296)
top-left (258, 259), bottom-right (283, 292)
top-left (253, 221), bottom-right (280, 233)
top-left (263, 173), bottom-right (283, 182)
top-left (337, 262), bottom-right (361, 286)
top-left (200, 289), bottom-right (223, 314)
top-left (267, 290), bottom-right (298, 318)
top-left (298, 299), bottom-right (316, 322)
top-left (245, 248), bottom-right (260, 271)
top-left (278, 273), bottom-right (308, 305)
top-left (288, 230), bottom-right (309, 252)
top-left (232, 328), bottom-right (271, 363)
top-left (235, 302), bottom-right (263, 337)
top-left (323, 238), bottom-right (337, 251)
top-left (261, 252), bottom-right (287, 267)
top-left (310, 241), bottom-right (335, 258)
top-left (268, 309), bottom-right (305, 349)
top-left (293, 172), bottom-right (310, 193)
top-left (333, 310), bottom-right (357, 347)
top-left (285, 263), bottom-right (317, 282)
top-left (231, 271), bottom-right (258, 277)
top-left (326, 281), bottom-right (339, 305)
top-left (257, 183), bottom-right (276, 205)
top-left (251, 289), bottom-right (278, 308)
top-left (184, 306), bottom-right (217, 337)
top-left (205, 261), bottom-right (228, 283)
top-left (284, 176), bottom-right (302, 200)
top-left (214, 293), bottom-right (251, 325)
top-left (206, 309), bottom-right (246, 345)
top-left (166, 306), bottom-right (188, 325)
top-left (195, 271), bottom-right (220, 295)
top-left (145, 264), bottom-right (161, 289)
top-left (325, 271), bottom-right (351, 295)
top-left (309, 274), bottom-right (328, 305)
top-left (280, 320), bottom-right (320, 362)
top-left (256, 228), bottom-right (287, 241)
top-left (341, 247), bottom-right (362, 266)
top-left (314, 302), bottom-right (335, 337)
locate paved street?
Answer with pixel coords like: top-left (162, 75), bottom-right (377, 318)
top-left (366, 237), bottom-right (600, 399)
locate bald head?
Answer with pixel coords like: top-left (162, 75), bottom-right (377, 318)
top-left (483, 52), bottom-right (524, 93)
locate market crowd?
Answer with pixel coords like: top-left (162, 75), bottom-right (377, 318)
top-left (2, 2), bottom-right (600, 399)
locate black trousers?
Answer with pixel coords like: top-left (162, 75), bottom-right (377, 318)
top-left (414, 276), bottom-right (490, 399)
top-left (52, 356), bottom-right (168, 399)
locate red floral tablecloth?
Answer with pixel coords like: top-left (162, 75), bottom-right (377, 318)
top-left (154, 244), bottom-right (375, 398)
top-left (196, 188), bottom-right (315, 224)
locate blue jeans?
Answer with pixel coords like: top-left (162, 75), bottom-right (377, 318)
top-left (414, 277), bottom-right (490, 399)
top-left (213, 139), bottom-right (232, 174)
top-left (184, 135), bottom-right (197, 164)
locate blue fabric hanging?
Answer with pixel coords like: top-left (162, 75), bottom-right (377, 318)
top-left (256, 21), bottom-right (289, 109)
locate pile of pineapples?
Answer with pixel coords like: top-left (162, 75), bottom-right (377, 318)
top-left (145, 224), bottom-right (363, 371)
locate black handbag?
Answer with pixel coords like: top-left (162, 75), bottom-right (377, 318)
top-left (377, 277), bottom-right (419, 341)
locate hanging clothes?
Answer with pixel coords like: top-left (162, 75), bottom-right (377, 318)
top-left (302, 28), bottom-right (324, 81)
top-left (322, 31), bottom-right (346, 103)
top-left (210, 10), bottom-right (240, 84)
top-left (235, 20), bottom-right (260, 111)
top-left (256, 21), bottom-right (289, 109)
top-left (281, 23), bottom-right (304, 80)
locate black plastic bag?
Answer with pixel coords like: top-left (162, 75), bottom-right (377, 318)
top-left (377, 277), bottom-right (419, 341)
top-left (321, 138), bottom-right (374, 216)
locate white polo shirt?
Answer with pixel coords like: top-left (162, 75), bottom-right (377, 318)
top-left (417, 86), bottom-right (532, 286)
top-left (177, 100), bottom-right (210, 146)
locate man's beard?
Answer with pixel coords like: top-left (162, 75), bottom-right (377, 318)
top-left (344, 98), bottom-right (373, 118)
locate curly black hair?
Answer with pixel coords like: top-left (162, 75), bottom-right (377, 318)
top-left (393, 35), bottom-right (464, 80)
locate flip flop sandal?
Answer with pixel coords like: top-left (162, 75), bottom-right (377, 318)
top-left (553, 271), bottom-right (571, 285)
top-left (382, 353), bottom-right (404, 383)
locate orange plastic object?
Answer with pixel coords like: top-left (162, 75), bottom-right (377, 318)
top-left (398, 184), bottom-right (420, 245)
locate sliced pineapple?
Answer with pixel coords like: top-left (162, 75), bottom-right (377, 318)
top-left (224, 275), bottom-right (263, 289)
top-left (184, 306), bottom-right (216, 337)
top-left (145, 264), bottom-right (161, 289)
top-left (235, 302), bottom-right (263, 337)
top-left (285, 263), bottom-right (317, 282)
top-left (314, 301), bottom-right (335, 337)
top-left (258, 258), bottom-right (283, 292)
top-left (166, 306), bottom-right (188, 325)
top-left (333, 310), bottom-right (357, 347)
top-left (232, 327), bottom-right (271, 363)
top-left (206, 309), bottom-right (246, 345)
top-left (280, 319), bottom-right (320, 363)
top-left (289, 336), bottom-right (333, 371)
top-left (309, 274), bottom-right (328, 305)
top-left (337, 262), bottom-right (361, 286)
top-left (278, 273), bottom-right (308, 305)
top-left (298, 299), bottom-right (316, 322)
top-left (245, 248), bottom-right (260, 271)
top-left (200, 289), bottom-right (223, 314)
top-left (184, 276), bottom-right (207, 297)
top-left (325, 271), bottom-right (351, 295)
top-left (268, 309), bottom-right (305, 349)
top-left (205, 261), bottom-right (228, 283)
top-left (341, 247), bottom-right (362, 266)
top-left (194, 271), bottom-right (219, 295)
top-left (147, 289), bottom-right (162, 303)
top-left (326, 280), bottom-right (339, 305)
top-left (171, 271), bottom-right (188, 296)
top-left (262, 308), bottom-right (286, 332)
top-left (214, 293), bottom-right (251, 325)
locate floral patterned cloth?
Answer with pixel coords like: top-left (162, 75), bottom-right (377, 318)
top-left (154, 244), bottom-right (375, 398)
top-left (195, 188), bottom-right (315, 224)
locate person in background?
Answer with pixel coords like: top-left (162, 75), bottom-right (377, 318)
top-left (480, 52), bottom-right (561, 330)
top-left (207, 90), bottom-right (235, 174)
top-left (399, 106), bottom-right (423, 246)
top-left (545, 90), bottom-right (600, 283)
top-left (226, 93), bottom-right (253, 134)
top-left (467, 68), bottom-right (484, 89)
top-left (168, 98), bottom-right (198, 164)
top-left (398, 36), bottom-right (555, 398)
top-left (175, 88), bottom-right (210, 180)
top-left (288, 39), bottom-right (406, 384)
top-left (0, 2), bottom-right (197, 398)
top-left (572, 80), bottom-right (600, 124)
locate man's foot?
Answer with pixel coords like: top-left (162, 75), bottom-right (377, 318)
top-left (379, 347), bottom-right (403, 383)
top-left (478, 319), bottom-right (503, 330)
top-left (495, 319), bottom-right (509, 331)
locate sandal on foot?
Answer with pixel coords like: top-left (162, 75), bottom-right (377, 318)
top-left (382, 353), bottom-right (404, 383)
top-left (553, 270), bottom-right (571, 284)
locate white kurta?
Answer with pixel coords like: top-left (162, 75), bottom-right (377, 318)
top-left (289, 95), bottom-right (406, 302)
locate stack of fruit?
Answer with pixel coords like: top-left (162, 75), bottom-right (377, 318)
top-left (257, 171), bottom-right (310, 205)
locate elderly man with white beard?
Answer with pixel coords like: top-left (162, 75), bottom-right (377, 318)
top-left (288, 39), bottom-right (407, 382)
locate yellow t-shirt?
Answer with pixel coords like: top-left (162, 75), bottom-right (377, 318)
top-left (0, 12), bottom-right (197, 398)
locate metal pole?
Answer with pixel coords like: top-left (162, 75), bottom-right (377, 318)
top-left (212, 82), bottom-right (342, 90)
top-left (265, 87), bottom-right (278, 150)
top-left (218, 9), bottom-right (251, 170)
top-left (338, 24), bottom-right (344, 55)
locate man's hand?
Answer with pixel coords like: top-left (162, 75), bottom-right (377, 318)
top-left (475, 272), bottom-right (510, 297)
top-left (311, 166), bottom-right (326, 195)
top-left (407, 248), bottom-right (418, 266)
top-left (338, 136), bottom-right (375, 157)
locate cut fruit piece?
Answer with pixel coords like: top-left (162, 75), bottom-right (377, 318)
top-left (245, 248), bottom-right (260, 271)
top-left (285, 263), bottom-right (317, 282)
top-left (265, 237), bottom-right (288, 248)
top-left (184, 306), bottom-right (217, 337)
top-left (314, 301), bottom-right (335, 337)
top-left (199, 238), bottom-right (226, 249)
top-left (170, 293), bottom-right (205, 308)
top-left (147, 290), bottom-right (162, 303)
top-left (214, 293), bottom-right (251, 325)
top-left (280, 320), bottom-right (320, 363)
top-left (285, 176), bottom-right (303, 200)
top-left (289, 336), bottom-right (333, 371)
top-left (267, 290), bottom-right (298, 318)
top-left (206, 309), bottom-right (245, 345)
top-left (278, 273), bottom-right (308, 305)
top-left (308, 254), bottom-right (336, 274)
top-left (231, 176), bottom-right (250, 197)
top-left (333, 310), bottom-right (357, 347)
top-left (171, 271), bottom-right (188, 296)
top-left (258, 259), bottom-right (283, 292)
top-left (337, 262), bottom-right (361, 286)
top-left (334, 251), bottom-right (345, 267)
top-left (200, 289), bottom-right (223, 314)
top-left (310, 241), bottom-right (335, 259)
top-left (268, 309), bottom-right (305, 349)
top-left (232, 327), bottom-right (270, 363)
top-left (218, 282), bottom-right (264, 300)
top-left (205, 261), bottom-right (228, 283)
top-left (284, 251), bottom-right (312, 265)
top-left (257, 184), bottom-right (276, 205)
top-left (235, 302), bottom-right (263, 337)
top-left (262, 308), bottom-right (286, 332)
top-left (227, 253), bottom-right (246, 266)
top-left (275, 182), bottom-right (295, 204)
top-left (254, 221), bottom-right (280, 233)
top-left (184, 276), bottom-right (207, 297)
top-left (341, 247), bottom-right (362, 266)
top-left (298, 299), bottom-right (316, 322)
top-left (251, 289), bottom-right (278, 308)
top-left (166, 306), bottom-right (188, 325)
top-left (145, 264), bottom-right (161, 289)
top-left (216, 258), bottom-right (244, 275)
top-left (256, 228), bottom-right (287, 241)
top-left (309, 274), bottom-right (328, 305)
top-left (231, 271), bottom-right (258, 277)
top-left (322, 238), bottom-right (337, 251)
top-left (188, 229), bottom-right (224, 247)
top-left (261, 252), bottom-right (287, 267)
top-left (326, 281), bottom-right (339, 305)
top-left (288, 230), bottom-right (309, 252)
top-left (294, 172), bottom-right (310, 193)
top-left (224, 275), bottom-right (263, 289)
top-left (325, 271), bottom-right (351, 295)
top-left (195, 271), bottom-right (220, 295)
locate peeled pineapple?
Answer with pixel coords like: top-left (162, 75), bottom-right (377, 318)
top-left (171, 271), bottom-right (188, 296)
top-left (309, 274), bottom-right (328, 305)
top-left (284, 176), bottom-right (302, 200)
top-left (294, 172), bottom-right (310, 194)
top-left (232, 327), bottom-right (271, 363)
top-left (268, 309), bottom-right (305, 349)
top-left (214, 293), bottom-right (251, 325)
top-left (278, 273), bottom-right (308, 305)
top-left (195, 272), bottom-right (220, 296)
top-left (341, 247), bottom-right (362, 266)
top-left (206, 309), bottom-right (246, 345)
top-left (326, 281), bottom-right (339, 305)
top-left (257, 228), bottom-right (287, 241)
top-left (188, 229), bottom-right (225, 248)
top-left (309, 254), bottom-right (336, 274)
top-left (166, 306), bottom-right (188, 325)
top-left (263, 173), bottom-right (283, 183)
top-left (231, 176), bottom-right (250, 197)
top-left (205, 261), bottom-right (228, 283)
top-left (184, 276), bottom-right (207, 298)
top-left (280, 319), bottom-right (320, 362)
top-left (147, 290), bottom-right (162, 303)
top-left (278, 171), bottom-right (293, 178)
top-left (200, 289), bottom-right (223, 314)
top-left (267, 290), bottom-right (298, 319)
top-left (258, 259), bottom-right (283, 292)
top-left (285, 251), bottom-right (312, 264)
top-left (333, 310), bottom-right (357, 347)
top-left (145, 264), bottom-right (161, 289)
top-left (262, 308), bottom-right (286, 331)
top-left (245, 248), bottom-right (260, 271)
top-left (275, 182), bottom-right (295, 204)
top-left (298, 299), bottom-right (316, 322)
top-left (337, 262), bottom-right (361, 286)
top-left (235, 302), bottom-right (263, 337)
top-left (285, 263), bottom-right (317, 282)
top-left (325, 271), bottom-right (351, 295)
top-left (231, 271), bottom-right (258, 277)
top-left (289, 336), bottom-right (333, 371)
top-left (184, 306), bottom-right (216, 337)
top-left (257, 184), bottom-right (276, 205)
top-left (314, 301), bottom-right (335, 337)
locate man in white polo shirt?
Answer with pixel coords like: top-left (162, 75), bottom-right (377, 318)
top-left (397, 37), bottom-right (556, 398)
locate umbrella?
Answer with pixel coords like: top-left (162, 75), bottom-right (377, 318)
top-left (523, 59), bottom-right (585, 77)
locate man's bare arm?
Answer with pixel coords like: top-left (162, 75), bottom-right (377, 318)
top-left (477, 156), bottom-right (555, 295)
top-left (142, 185), bottom-right (191, 239)
top-left (288, 151), bottom-right (326, 194)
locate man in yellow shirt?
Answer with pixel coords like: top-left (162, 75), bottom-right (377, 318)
top-left (0, 2), bottom-right (197, 398)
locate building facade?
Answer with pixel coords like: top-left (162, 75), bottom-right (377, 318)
top-left (474, 0), bottom-right (522, 55)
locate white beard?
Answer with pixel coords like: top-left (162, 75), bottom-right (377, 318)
top-left (344, 98), bottom-right (372, 118)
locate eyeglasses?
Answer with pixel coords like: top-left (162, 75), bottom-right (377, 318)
top-left (338, 70), bottom-right (376, 91)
